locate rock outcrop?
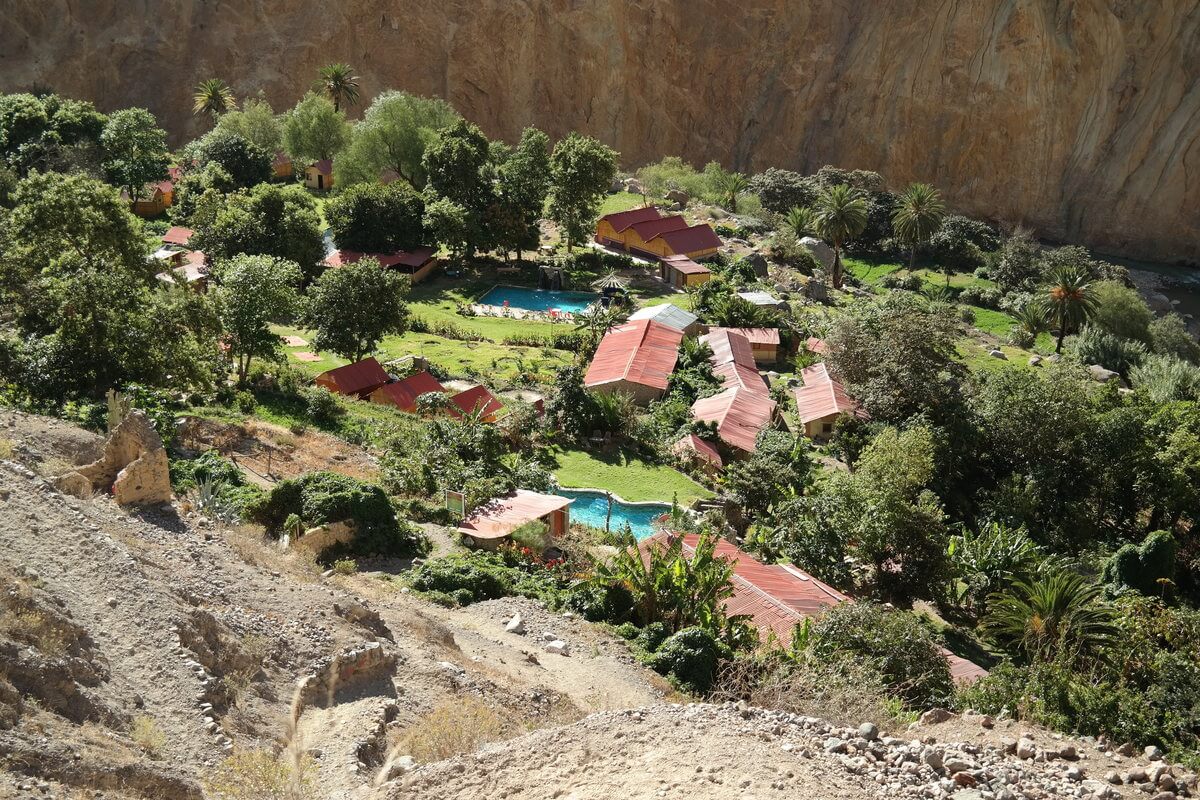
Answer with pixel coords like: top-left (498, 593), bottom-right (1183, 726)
top-left (2, 1), bottom-right (1197, 263)
top-left (58, 410), bottom-right (172, 505)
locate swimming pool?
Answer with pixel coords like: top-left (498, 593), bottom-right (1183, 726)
top-left (477, 285), bottom-right (599, 314)
top-left (557, 488), bottom-right (671, 540)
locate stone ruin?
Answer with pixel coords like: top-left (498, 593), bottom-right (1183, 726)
top-left (56, 410), bottom-right (173, 506)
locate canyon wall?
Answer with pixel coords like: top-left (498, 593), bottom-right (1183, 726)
top-left (1, 0), bottom-right (1197, 263)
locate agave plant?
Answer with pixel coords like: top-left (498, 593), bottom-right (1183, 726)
top-left (193, 477), bottom-right (237, 523)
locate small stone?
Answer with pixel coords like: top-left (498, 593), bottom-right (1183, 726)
top-left (504, 614), bottom-right (525, 635)
top-left (1145, 745), bottom-right (1164, 761)
top-left (989, 349), bottom-right (1007, 360)
top-left (544, 639), bottom-right (570, 656)
top-left (824, 737), bottom-right (848, 754)
top-left (857, 722), bottom-right (879, 741)
top-left (106, 596), bottom-right (117, 607)
top-left (385, 755), bottom-right (416, 780)
top-left (1016, 738), bottom-right (1038, 760)
top-left (1116, 742), bottom-right (1136, 757)
top-left (920, 708), bottom-right (955, 725)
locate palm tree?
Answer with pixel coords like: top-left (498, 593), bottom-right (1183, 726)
top-left (193, 78), bottom-right (236, 118)
top-left (783, 206), bottom-right (815, 239)
top-left (716, 171), bottom-right (749, 213)
top-left (313, 63), bottom-right (360, 112)
top-left (1042, 263), bottom-right (1098, 353)
top-left (982, 571), bottom-right (1116, 665)
top-left (573, 304), bottom-right (623, 356)
top-left (892, 183), bottom-right (946, 274)
top-left (813, 184), bottom-right (868, 289)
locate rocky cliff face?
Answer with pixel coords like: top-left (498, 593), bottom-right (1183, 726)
top-left (2, 0), bottom-right (1197, 263)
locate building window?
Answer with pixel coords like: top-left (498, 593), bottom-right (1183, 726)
top-left (822, 423), bottom-right (833, 434)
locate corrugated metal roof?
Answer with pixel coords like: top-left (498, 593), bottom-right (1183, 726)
top-left (316, 357), bottom-right (390, 397)
top-left (311, 159), bottom-right (333, 174)
top-left (449, 385), bottom-right (504, 418)
top-left (369, 370), bottom-right (444, 412)
top-left (672, 434), bottom-right (723, 468)
top-left (794, 363), bottom-right (864, 424)
top-left (584, 320), bottom-right (683, 392)
top-left (458, 489), bottom-right (572, 539)
top-left (324, 247), bottom-right (436, 269)
top-left (805, 336), bottom-right (828, 355)
top-left (162, 226), bottom-right (194, 247)
top-left (641, 533), bottom-right (987, 682)
top-left (738, 291), bottom-right (783, 307)
top-left (701, 329), bottom-right (758, 372)
top-left (691, 387), bottom-right (776, 452)
top-left (661, 255), bottom-right (711, 275)
top-left (630, 215), bottom-right (689, 240)
top-left (719, 327), bottom-right (781, 346)
top-left (598, 206), bottom-right (662, 233)
top-left (627, 303), bottom-right (699, 332)
top-left (654, 223), bottom-right (722, 255)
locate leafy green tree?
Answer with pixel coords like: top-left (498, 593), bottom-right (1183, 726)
top-left (1149, 314), bottom-right (1200, 364)
top-left (214, 254), bottom-right (301, 383)
top-left (1042, 262), bottom-right (1099, 353)
top-left (548, 132), bottom-right (618, 251)
top-left (0, 93), bottom-right (50, 163)
top-left (983, 571), bottom-right (1116, 666)
top-left (722, 430), bottom-right (811, 520)
top-left (282, 92), bottom-right (349, 164)
top-left (168, 162), bottom-right (236, 226)
top-left (892, 183), bottom-right (946, 272)
top-left (0, 93), bottom-right (107, 175)
top-left (422, 195), bottom-right (470, 260)
top-left (213, 97), bottom-right (283, 156)
top-left (493, 127), bottom-right (551, 259)
top-left (813, 183), bottom-right (867, 288)
top-left (301, 259), bottom-right (410, 362)
top-left (927, 215), bottom-right (998, 268)
top-left (326, 181), bottom-right (425, 253)
top-left (313, 63), bottom-right (360, 112)
top-left (336, 91), bottom-right (459, 189)
top-left (192, 78), bottom-right (236, 119)
top-left (748, 167), bottom-right (818, 215)
top-left (183, 128), bottom-right (271, 189)
top-left (192, 183), bottom-right (326, 283)
top-left (1091, 280), bottom-right (1153, 344)
top-left (991, 227), bottom-right (1041, 290)
top-left (100, 108), bottom-right (169, 209)
top-left (1102, 530), bottom-right (1177, 596)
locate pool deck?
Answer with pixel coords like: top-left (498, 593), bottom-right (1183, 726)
top-left (469, 303), bottom-right (578, 322)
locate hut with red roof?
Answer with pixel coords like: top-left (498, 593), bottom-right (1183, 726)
top-left (716, 327), bottom-right (782, 365)
top-left (584, 319), bottom-right (684, 405)
top-left (690, 329), bottom-right (778, 455)
top-left (794, 362), bottom-right (866, 439)
top-left (594, 207), bottom-right (722, 262)
top-left (323, 246), bottom-right (439, 283)
top-left (305, 159), bottom-right (334, 191)
top-left (456, 490), bottom-right (571, 550)
top-left (368, 370), bottom-right (445, 413)
top-left (449, 385), bottom-right (504, 422)
top-left (314, 357), bottom-right (390, 399)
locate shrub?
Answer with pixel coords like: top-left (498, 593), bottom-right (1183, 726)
top-left (1102, 530), bottom-right (1176, 596)
top-left (234, 390), bottom-right (257, 414)
top-left (614, 621), bottom-right (639, 640)
top-left (1007, 328), bottom-right (1036, 349)
top-left (301, 386), bottom-right (343, 425)
top-left (130, 715), bottom-right (166, 758)
top-left (635, 621), bottom-right (670, 654)
top-left (1070, 325), bottom-right (1146, 376)
top-left (927, 215), bottom-right (997, 268)
top-left (390, 697), bottom-right (502, 763)
top-left (959, 306), bottom-right (976, 325)
top-left (647, 626), bottom-right (732, 695)
top-left (331, 558), bottom-right (358, 576)
top-left (564, 581), bottom-right (635, 623)
top-left (205, 747), bottom-right (315, 800)
top-left (808, 603), bottom-right (953, 709)
top-left (170, 451), bottom-right (263, 520)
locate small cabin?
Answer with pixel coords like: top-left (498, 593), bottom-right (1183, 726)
top-left (314, 357), bottom-right (390, 399)
top-left (717, 327), bottom-right (781, 365)
top-left (323, 246), bottom-right (440, 284)
top-left (448, 385), bottom-right (504, 423)
top-left (368, 370), bottom-right (445, 413)
top-left (794, 362), bottom-right (866, 439)
top-left (305, 159), bottom-right (334, 191)
top-left (659, 254), bottom-right (712, 289)
top-left (455, 490), bottom-right (572, 551)
top-left (273, 152), bottom-right (294, 179)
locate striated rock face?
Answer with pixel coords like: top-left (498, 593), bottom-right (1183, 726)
top-left (1, 0), bottom-right (1197, 263)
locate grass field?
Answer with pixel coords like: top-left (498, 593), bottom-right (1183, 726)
top-left (548, 446), bottom-right (711, 504)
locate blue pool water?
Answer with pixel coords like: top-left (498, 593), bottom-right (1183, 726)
top-left (557, 488), bottom-right (671, 540)
top-left (478, 285), bottom-right (599, 314)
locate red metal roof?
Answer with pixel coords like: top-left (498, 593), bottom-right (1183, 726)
top-left (458, 489), bottom-right (572, 540)
top-left (794, 363), bottom-right (865, 424)
top-left (316, 357), bottom-right (390, 397)
top-left (805, 336), bottom-right (828, 355)
top-left (162, 226), bottom-right (194, 247)
top-left (654, 223), bottom-right (722, 255)
top-left (630, 215), bottom-right (689, 241)
top-left (661, 255), bottom-right (711, 275)
top-left (369, 370), bottom-right (445, 412)
top-left (719, 327), bottom-right (781, 346)
top-left (641, 533), bottom-right (987, 682)
top-left (691, 387), bottom-right (776, 453)
top-left (598, 206), bottom-right (663, 233)
top-left (702, 329), bottom-right (758, 372)
top-left (324, 247), bottom-right (436, 270)
top-left (310, 159), bottom-right (334, 174)
top-left (448, 385), bottom-right (504, 419)
top-left (672, 434), bottom-right (723, 468)
top-left (584, 320), bottom-right (683, 392)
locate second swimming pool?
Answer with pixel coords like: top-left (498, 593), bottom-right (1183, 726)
top-left (556, 488), bottom-right (671, 540)
top-left (477, 285), bottom-right (599, 314)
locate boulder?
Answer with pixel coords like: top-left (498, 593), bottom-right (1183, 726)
top-left (504, 614), bottom-right (526, 635)
top-left (1016, 737), bottom-right (1038, 759)
top-left (665, 189), bottom-right (689, 206)
top-left (919, 708), bottom-right (955, 725)
top-left (608, 178), bottom-right (624, 194)
top-left (989, 349), bottom-right (1008, 360)
top-left (622, 178), bottom-right (646, 195)
top-left (68, 410), bottom-right (173, 506)
top-left (544, 639), bottom-right (570, 656)
top-left (54, 471), bottom-right (93, 500)
top-left (1088, 364), bottom-right (1120, 383)
top-left (296, 520), bottom-right (357, 555)
top-left (1028, 355), bottom-right (1043, 366)
top-left (799, 236), bottom-right (835, 270)
top-left (743, 252), bottom-right (769, 278)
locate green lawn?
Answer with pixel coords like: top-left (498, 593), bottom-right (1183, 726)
top-left (549, 446), bottom-right (711, 504)
top-left (598, 191), bottom-right (665, 216)
top-left (408, 274), bottom-right (572, 340)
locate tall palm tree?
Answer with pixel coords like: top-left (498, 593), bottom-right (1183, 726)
top-left (892, 183), bottom-right (946, 274)
top-left (192, 78), bottom-right (236, 118)
top-left (783, 205), bottom-right (815, 239)
top-left (982, 571), bottom-right (1116, 666)
top-left (313, 63), bottom-right (360, 112)
top-left (1042, 263), bottom-right (1098, 353)
top-left (813, 184), bottom-right (868, 289)
top-left (716, 171), bottom-right (749, 212)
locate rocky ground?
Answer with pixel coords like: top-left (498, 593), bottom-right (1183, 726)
top-left (0, 410), bottom-right (1196, 800)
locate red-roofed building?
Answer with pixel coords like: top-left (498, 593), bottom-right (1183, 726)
top-left (456, 490), bottom-right (571, 550)
top-left (805, 336), bottom-right (828, 356)
top-left (449, 385), bottom-right (504, 423)
top-left (640, 532), bottom-right (987, 683)
top-left (595, 207), bottom-right (722, 262)
top-left (652, 224), bottom-right (723, 261)
top-left (323, 247), bottom-right (439, 283)
top-left (659, 254), bottom-right (712, 289)
top-left (272, 151), bottom-right (293, 179)
top-left (794, 362), bottom-right (866, 438)
top-left (716, 327), bottom-right (782, 365)
top-left (672, 434), bottom-right (723, 473)
top-left (691, 329), bottom-right (777, 455)
top-left (162, 226), bottom-right (194, 248)
top-left (584, 319), bottom-right (684, 405)
top-left (368, 370), bottom-right (445, 413)
top-left (595, 207), bottom-right (663, 248)
top-left (305, 159), bottom-right (334, 191)
top-left (315, 357), bottom-right (390, 399)
top-left (127, 174), bottom-right (176, 217)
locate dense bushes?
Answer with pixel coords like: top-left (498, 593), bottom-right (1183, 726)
top-left (647, 627), bottom-right (732, 694)
top-left (246, 471), bottom-right (427, 557)
top-left (169, 450), bottom-right (263, 520)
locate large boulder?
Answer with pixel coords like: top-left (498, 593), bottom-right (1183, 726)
top-left (622, 177), bottom-right (646, 195)
top-left (62, 410), bottom-right (173, 506)
top-left (743, 252), bottom-right (769, 278)
top-left (665, 189), bottom-right (690, 206)
top-left (800, 236), bottom-right (836, 270)
top-left (1088, 364), bottom-right (1121, 383)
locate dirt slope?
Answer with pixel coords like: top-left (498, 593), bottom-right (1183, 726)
top-left (1, 0), bottom-right (1197, 263)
